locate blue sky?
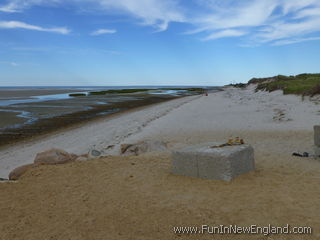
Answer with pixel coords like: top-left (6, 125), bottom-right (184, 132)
top-left (0, 0), bottom-right (320, 86)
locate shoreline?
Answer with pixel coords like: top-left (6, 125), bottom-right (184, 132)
top-left (1, 85), bottom-right (319, 179)
top-left (0, 94), bottom-right (201, 178)
top-left (0, 95), bottom-right (181, 148)
top-left (0, 95), bottom-right (184, 151)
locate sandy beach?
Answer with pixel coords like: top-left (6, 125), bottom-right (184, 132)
top-left (1, 86), bottom-right (320, 239)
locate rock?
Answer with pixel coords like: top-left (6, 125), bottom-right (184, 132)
top-left (120, 144), bottom-right (133, 154)
top-left (105, 145), bottom-right (115, 150)
top-left (70, 153), bottom-right (78, 161)
top-left (34, 148), bottom-right (76, 165)
top-left (172, 142), bottom-right (255, 181)
top-left (88, 149), bottom-right (102, 159)
top-left (9, 164), bottom-right (36, 180)
top-left (75, 156), bottom-right (88, 161)
top-left (120, 140), bottom-right (168, 156)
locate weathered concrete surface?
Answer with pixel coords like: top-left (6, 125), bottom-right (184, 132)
top-left (314, 146), bottom-right (320, 157)
top-left (314, 125), bottom-right (320, 146)
top-left (172, 142), bottom-right (255, 181)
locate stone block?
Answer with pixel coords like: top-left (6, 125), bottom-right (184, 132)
top-left (314, 145), bottom-right (320, 157)
top-left (172, 142), bottom-right (255, 181)
top-left (314, 125), bottom-right (320, 146)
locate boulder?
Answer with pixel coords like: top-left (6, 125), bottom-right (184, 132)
top-left (34, 148), bottom-right (77, 165)
top-left (9, 164), bottom-right (36, 180)
top-left (120, 140), bottom-right (168, 156)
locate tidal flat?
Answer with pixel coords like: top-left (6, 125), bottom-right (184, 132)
top-left (0, 87), bottom-right (205, 147)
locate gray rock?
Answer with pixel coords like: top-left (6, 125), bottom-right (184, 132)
top-left (314, 125), bottom-right (320, 146)
top-left (120, 140), bottom-right (168, 156)
top-left (88, 149), bottom-right (102, 159)
top-left (172, 142), bottom-right (255, 181)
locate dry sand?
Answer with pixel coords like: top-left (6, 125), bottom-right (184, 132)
top-left (0, 85), bottom-right (320, 239)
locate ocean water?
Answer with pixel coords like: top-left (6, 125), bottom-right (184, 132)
top-left (0, 86), bottom-right (217, 130)
top-left (0, 86), bottom-right (213, 107)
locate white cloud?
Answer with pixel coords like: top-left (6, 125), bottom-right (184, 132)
top-left (0, 61), bottom-right (19, 66)
top-left (188, 0), bottom-right (320, 45)
top-left (272, 36), bottom-right (320, 46)
top-left (2, 0), bottom-right (320, 45)
top-left (0, 21), bottom-right (70, 34)
top-left (0, 0), bottom-right (185, 31)
top-left (91, 28), bottom-right (116, 36)
top-left (0, 0), bottom-right (59, 13)
top-left (202, 29), bottom-right (247, 41)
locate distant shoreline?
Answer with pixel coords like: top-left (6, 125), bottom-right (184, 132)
top-left (0, 94), bottom-right (181, 148)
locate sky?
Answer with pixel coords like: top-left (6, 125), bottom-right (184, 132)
top-left (0, 0), bottom-right (320, 86)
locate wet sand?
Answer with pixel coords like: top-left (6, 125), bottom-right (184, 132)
top-left (0, 111), bottom-right (27, 128)
top-left (0, 88), bottom-right (83, 99)
top-left (0, 95), bottom-right (178, 148)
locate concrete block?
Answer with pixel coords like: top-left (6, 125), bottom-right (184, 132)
top-left (172, 142), bottom-right (255, 181)
top-left (314, 145), bottom-right (320, 157)
top-left (314, 125), bottom-right (320, 146)
top-left (172, 150), bottom-right (199, 178)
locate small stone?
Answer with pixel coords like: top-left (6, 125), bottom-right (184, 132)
top-left (91, 150), bottom-right (101, 156)
top-left (75, 156), bottom-right (88, 161)
top-left (120, 140), bottom-right (168, 156)
top-left (120, 144), bottom-right (133, 154)
top-left (88, 149), bottom-right (102, 159)
top-left (105, 145), bottom-right (115, 150)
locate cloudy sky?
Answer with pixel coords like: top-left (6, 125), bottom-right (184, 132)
top-left (0, 0), bottom-right (320, 86)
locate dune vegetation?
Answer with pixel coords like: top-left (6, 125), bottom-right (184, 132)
top-left (251, 73), bottom-right (320, 96)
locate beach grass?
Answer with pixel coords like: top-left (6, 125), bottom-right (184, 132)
top-left (255, 73), bottom-right (320, 96)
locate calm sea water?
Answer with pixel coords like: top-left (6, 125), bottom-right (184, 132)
top-left (0, 86), bottom-right (215, 107)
